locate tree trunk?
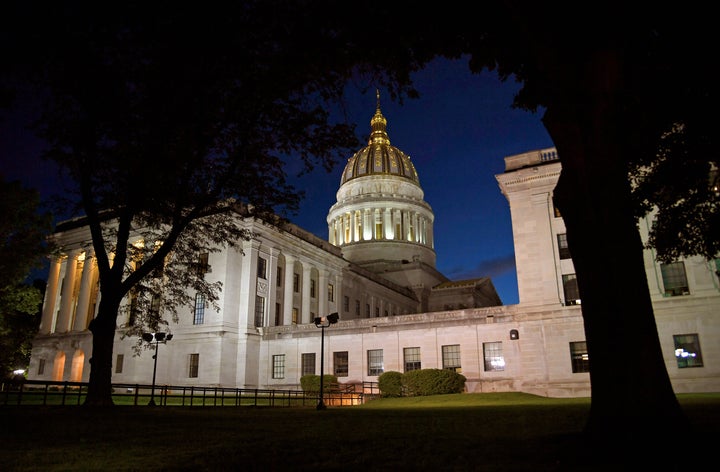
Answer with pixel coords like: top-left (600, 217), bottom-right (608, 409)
top-left (84, 296), bottom-right (122, 406)
top-left (543, 51), bottom-right (688, 462)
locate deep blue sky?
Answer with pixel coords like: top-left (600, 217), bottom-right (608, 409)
top-left (1, 57), bottom-right (554, 305)
top-left (288, 58), bottom-right (555, 305)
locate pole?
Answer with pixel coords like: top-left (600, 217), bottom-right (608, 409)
top-left (317, 325), bottom-right (326, 410)
top-left (149, 339), bottom-right (159, 406)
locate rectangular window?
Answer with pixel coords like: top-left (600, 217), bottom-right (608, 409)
top-left (483, 342), bottom-right (505, 372)
top-left (355, 300), bottom-right (360, 316)
top-left (275, 303), bottom-right (281, 326)
top-left (276, 266), bottom-right (282, 286)
top-left (442, 344), bottom-right (461, 373)
top-left (557, 233), bottom-right (571, 259)
top-left (343, 295), bottom-right (350, 312)
top-left (334, 351), bottom-right (349, 377)
top-left (257, 257), bottom-right (267, 279)
top-left (310, 279), bottom-right (316, 298)
top-left (562, 274), bottom-right (581, 306)
top-left (292, 307), bottom-right (298, 324)
top-left (661, 262), bottom-right (689, 296)
top-left (188, 353), bottom-right (199, 378)
top-left (674, 334), bottom-right (704, 368)
top-left (301, 353), bottom-right (316, 376)
top-left (327, 283), bottom-right (334, 302)
top-left (272, 354), bottom-right (285, 379)
top-left (293, 273), bottom-right (300, 293)
top-left (193, 293), bottom-right (205, 325)
top-left (374, 307), bottom-right (379, 317)
top-left (365, 304), bottom-right (370, 317)
top-left (115, 354), bottom-right (124, 374)
top-left (404, 347), bottom-right (421, 372)
top-left (367, 349), bottom-right (384, 376)
top-left (570, 341), bottom-right (590, 373)
top-left (38, 358), bottom-right (45, 375)
top-left (196, 253), bottom-right (210, 275)
top-left (254, 296), bottom-right (265, 327)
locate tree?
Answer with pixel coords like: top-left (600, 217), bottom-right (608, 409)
top-left (0, 177), bottom-right (51, 378)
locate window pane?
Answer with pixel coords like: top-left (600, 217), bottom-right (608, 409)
top-left (194, 293), bottom-right (205, 325)
top-left (272, 354), bottom-right (285, 379)
top-left (188, 353), bottom-right (199, 378)
top-left (254, 296), bottom-right (265, 328)
top-left (674, 334), bottom-right (703, 368)
top-left (301, 353), bottom-right (316, 376)
top-left (115, 354), bottom-right (124, 374)
top-left (557, 233), bottom-right (571, 259)
top-left (367, 349), bottom-right (384, 376)
top-left (570, 341), bottom-right (590, 373)
top-left (483, 342), bottom-right (505, 372)
top-left (334, 351), bottom-right (348, 377)
top-left (661, 262), bottom-right (689, 296)
top-left (257, 257), bottom-right (267, 279)
top-left (404, 347), bottom-right (421, 372)
top-left (442, 344), bottom-right (461, 373)
top-left (562, 274), bottom-right (581, 306)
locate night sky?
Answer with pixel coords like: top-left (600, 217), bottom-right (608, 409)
top-left (1, 57), bottom-right (555, 305)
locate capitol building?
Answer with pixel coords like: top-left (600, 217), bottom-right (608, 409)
top-left (27, 98), bottom-right (720, 397)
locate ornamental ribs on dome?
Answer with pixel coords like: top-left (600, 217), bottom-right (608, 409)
top-left (340, 90), bottom-right (420, 185)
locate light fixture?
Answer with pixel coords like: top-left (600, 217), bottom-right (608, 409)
top-left (141, 332), bottom-right (174, 406)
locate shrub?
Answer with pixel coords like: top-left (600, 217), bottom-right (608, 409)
top-left (300, 374), bottom-right (338, 393)
top-left (378, 371), bottom-right (403, 397)
top-left (402, 368), bottom-right (466, 396)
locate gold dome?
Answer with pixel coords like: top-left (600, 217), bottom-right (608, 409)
top-left (340, 91), bottom-right (420, 185)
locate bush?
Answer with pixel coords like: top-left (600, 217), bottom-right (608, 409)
top-left (300, 374), bottom-right (338, 393)
top-left (378, 371), bottom-right (403, 397)
top-left (402, 369), bottom-right (466, 396)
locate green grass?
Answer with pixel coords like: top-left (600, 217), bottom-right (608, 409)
top-left (1, 393), bottom-right (718, 471)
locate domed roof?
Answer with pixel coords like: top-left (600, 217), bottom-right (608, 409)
top-left (340, 91), bottom-right (420, 185)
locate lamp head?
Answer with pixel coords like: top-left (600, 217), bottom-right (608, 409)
top-left (142, 333), bottom-right (154, 343)
top-left (154, 332), bottom-right (166, 342)
top-left (327, 312), bottom-right (339, 324)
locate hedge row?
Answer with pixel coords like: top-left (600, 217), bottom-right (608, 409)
top-left (378, 369), bottom-right (466, 397)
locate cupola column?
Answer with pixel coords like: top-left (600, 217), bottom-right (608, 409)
top-left (39, 255), bottom-right (62, 334)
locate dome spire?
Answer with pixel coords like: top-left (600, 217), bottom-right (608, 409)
top-left (369, 89), bottom-right (390, 145)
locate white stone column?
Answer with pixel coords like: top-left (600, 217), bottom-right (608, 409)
top-left (238, 240), bottom-right (260, 328)
top-left (39, 256), bottom-right (62, 334)
top-left (72, 251), bottom-right (97, 331)
top-left (56, 250), bottom-right (81, 333)
top-left (282, 254), bottom-right (296, 325)
top-left (266, 248), bottom-right (279, 326)
top-left (301, 262), bottom-right (312, 324)
top-left (318, 269), bottom-right (329, 317)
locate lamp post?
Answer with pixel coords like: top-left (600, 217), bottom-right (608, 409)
top-left (313, 312), bottom-right (339, 410)
top-left (141, 332), bottom-right (173, 406)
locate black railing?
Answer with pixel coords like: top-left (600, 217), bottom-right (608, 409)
top-left (0, 380), bottom-right (378, 407)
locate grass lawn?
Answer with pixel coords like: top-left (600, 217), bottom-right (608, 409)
top-left (1, 392), bottom-right (718, 471)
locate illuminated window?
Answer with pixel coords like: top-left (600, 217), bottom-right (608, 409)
top-left (553, 203), bottom-right (562, 218)
top-left (115, 354), bottom-right (124, 374)
top-left (257, 257), bottom-right (267, 279)
top-left (367, 349), bottom-right (384, 376)
top-left (661, 262), bottom-right (689, 296)
top-left (272, 354), bottom-right (285, 379)
top-left (483, 342), bottom-right (505, 372)
top-left (570, 341), bottom-right (590, 373)
top-left (562, 274), bottom-right (580, 305)
top-left (557, 233), bottom-right (571, 259)
top-left (674, 334), bottom-right (703, 368)
top-left (292, 308), bottom-right (298, 324)
top-left (254, 296), bottom-right (265, 327)
top-left (375, 211), bottom-right (383, 239)
top-left (328, 284), bottom-right (334, 302)
top-left (188, 353), bottom-right (199, 378)
top-left (196, 253), bottom-right (210, 275)
top-left (442, 345), bottom-right (461, 372)
top-left (404, 347), bottom-right (421, 372)
top-left (301, 353), bottom-right (315, 376)
top-left (193, 293), bottom-right (205, 325)
top-left (334, 351), bottom-right (348, 377)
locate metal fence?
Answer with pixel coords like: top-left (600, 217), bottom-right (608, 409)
top-left (0, 380), bottom-right (378, 407)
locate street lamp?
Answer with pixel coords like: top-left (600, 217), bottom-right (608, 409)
top-left (313, 312), bottom-right (339, 410)
top-left (142, 331), bottom-right (173, 406)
